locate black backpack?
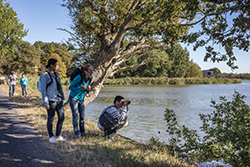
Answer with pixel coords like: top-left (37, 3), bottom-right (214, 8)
top-left (70, 68), bottom-right (84, 83)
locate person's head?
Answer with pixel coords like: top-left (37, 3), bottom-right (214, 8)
top-left (114, 95), bottom-right (125, 109)
top-left (46, 59), bottom-right (59, 71)
top-left (22, 73), bottom-right (25, 77)
top-left (11, 71), bottom-right (15, 75)
top-left (81, 64), bottom-right (93, 78)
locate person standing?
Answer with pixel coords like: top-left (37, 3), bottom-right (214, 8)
top-left (68, 64), bottom-right (93, 138)
top-left (7, 71), bottom-right (18, 97)
top-left (40, 58), bottom-right (65, 143)
top-left (20, 73), bottom-right (28, 97)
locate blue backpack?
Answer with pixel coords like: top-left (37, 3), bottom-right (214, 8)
top-left (37, 71), bottom-right (53, 92)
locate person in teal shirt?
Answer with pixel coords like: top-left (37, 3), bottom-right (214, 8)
top-left (68, 64), bottom-right (93, 138)
top-left (20, 73), bottom-right (28, 97)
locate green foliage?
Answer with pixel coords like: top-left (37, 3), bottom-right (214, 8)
top-left (185, 60), bottom-right (203, 78)
top-left (47, 53), bottom-right (67, 78)
top-left (221, 73), bottom-right (250, 80)
top-left (136, 49), bottom-right (171, 77)
top-left (12, 42), bottom-right (40, 75)
top-left (182, 0), bottom-right (250, 70)
top-left (0, 0), bottom-right (28, 56)
top-left (33, 41), bottom-right (74, 76)
top-left (104, 77), bottom-right (241, 85)
top-left (212, 67), bottom-right (221, 76)
top-left (166, 44), bottom-right (189, 78)
top-left (149, 92), bottom-right (250, 166)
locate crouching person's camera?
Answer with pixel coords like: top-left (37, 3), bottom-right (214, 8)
top-left (122, 100), bottom-right (131, 105)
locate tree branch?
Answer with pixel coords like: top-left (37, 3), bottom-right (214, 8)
top-left (205, 0), bottom-right (237, 4)
top-left (110, 60), bottom-right (153, 77)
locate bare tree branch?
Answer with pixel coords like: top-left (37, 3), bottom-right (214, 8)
top-left (205, 0), bottom-right (237, 4)
top-left (172, 4), bottom-right (240, 27)
top-left (110, 60), bottom-right (153, 77)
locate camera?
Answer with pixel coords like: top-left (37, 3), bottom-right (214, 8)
top-left (122, 100), bottom-right (131, 105)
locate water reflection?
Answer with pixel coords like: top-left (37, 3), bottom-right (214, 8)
top-left (64, 80), bottom-right (250, 144)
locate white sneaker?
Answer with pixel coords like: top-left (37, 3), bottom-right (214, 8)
top-left (56, 135), bottom-right (66, 141)
top-left (49, 136), bottom-right (57, 143)
top-left (22, 95), bottom-right (24, 97)
top-left (26, 95), bottom-right (28, 97)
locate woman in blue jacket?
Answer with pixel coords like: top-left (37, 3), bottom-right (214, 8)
top-left (20, 73), bottom-right (28, 97)
top-left (69, 64), bottom-right (93, 138)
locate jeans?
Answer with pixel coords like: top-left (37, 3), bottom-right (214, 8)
top-left (21, 85), bottom-right (28, 96)
top-left (9, 85), bottom-right (15, 96)
top-left (46, 97), bottom-right (65, 137)
top-left (69, 96), bottom-right (85, 136)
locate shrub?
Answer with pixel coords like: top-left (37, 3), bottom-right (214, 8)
top-left (149, 91), bottom-right (250, 166)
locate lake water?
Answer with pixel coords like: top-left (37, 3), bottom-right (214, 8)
top-left (65, 80), bottom-right (250, 145)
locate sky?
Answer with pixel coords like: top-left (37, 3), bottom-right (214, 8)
top-left (6, 0), bottom-right (250, 74)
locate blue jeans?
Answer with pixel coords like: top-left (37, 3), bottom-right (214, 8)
top-left (21, 85), bottom-right (28, 96)
top-left (69, 96), bottom-right (85, 136)
top-left (9, 85), bottom-right (15, 96)
top-left (47, 97), bottom-right (65, 137)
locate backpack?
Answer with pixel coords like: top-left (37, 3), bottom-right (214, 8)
top-left (70, 68), bottom-right (84, 83)
top-left (37, 71), bottom-right (53, 92)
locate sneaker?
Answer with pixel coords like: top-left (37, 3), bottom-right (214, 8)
top-left (108, 133), bottom-right (116, 139)
top-left (22, 95), bottom-right (24, 97)
top-left (56, 135), bottom-right (66, 141)
top-left (75, 133), bottom-right (81, 138)
top-left (26, 95), bottom-right (28, 97)
top-left (49, 136), bottom-right (57, 143)
top-left (81, 132), bottom-right (86, 137)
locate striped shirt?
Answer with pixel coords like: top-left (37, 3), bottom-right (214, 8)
top-left (101, 103), bottom-right (129, 121)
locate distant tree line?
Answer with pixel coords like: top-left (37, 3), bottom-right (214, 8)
top-left (221, 73), bottom-right (250, 80)
top-left (0, 41), bottom-right (76, 78)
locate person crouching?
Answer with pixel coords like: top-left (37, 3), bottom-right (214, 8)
top-left (98, 95), bottom-right (130, 139)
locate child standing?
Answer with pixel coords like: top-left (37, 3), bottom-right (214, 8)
top-left (20, 73), bottom-right (28, 97)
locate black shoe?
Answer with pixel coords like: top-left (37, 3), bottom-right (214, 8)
top-left (81, 132), bottom-right (86, 137)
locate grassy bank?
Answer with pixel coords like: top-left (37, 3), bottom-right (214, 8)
top-left (0, 79), bottom-right (193, 167)
top-left (104, 77), bottom-right (242, 85)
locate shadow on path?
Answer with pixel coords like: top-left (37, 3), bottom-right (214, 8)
top-left (0, 88), bottom-right (63, 167)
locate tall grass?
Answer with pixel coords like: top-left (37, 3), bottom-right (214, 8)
top-left (104, 77), bottom-right (242, 85)
top-left (0, 77), bottom-right (193, 167)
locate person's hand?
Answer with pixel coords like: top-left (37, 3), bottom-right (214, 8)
top-left (45, 105), bottom-right (50, 110)
top-left (81, 84), bottom-right (87, 90)
top-left (123, 101), bottom-right (129, 107)
top-left (87, 85), bottom-right (91, 90)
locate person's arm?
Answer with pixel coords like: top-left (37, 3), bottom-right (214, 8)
top-left (15, 75), bottom-right (18, 84)
top-left (41, 73), bottom-right (49, 107)
top-left (106, 105), bottom-right (128, 121)
top-left (26, 77), bottom-right (28, 85)
top-left (7, 75), bottom-right (10, 85)
top-left (56, 73), bottom-right (65, 101)
top-left (118, 106), bottom-right (129, 121)
top-left (20, 78), bottom-right (22, 85)
top-left (68, 75), bottom-right (82, 92)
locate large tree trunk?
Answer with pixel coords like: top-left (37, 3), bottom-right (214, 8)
top-left (84, 46), bottom-right (117, 106)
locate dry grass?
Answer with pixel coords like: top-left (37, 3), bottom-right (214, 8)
top-left (0, 83), bottom-right (194, 167)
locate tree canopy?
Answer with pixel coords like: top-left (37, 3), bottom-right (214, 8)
top-left (0, 0), bottom-right (27, 56)
top-left (61, 0), bottom-right (250, 104)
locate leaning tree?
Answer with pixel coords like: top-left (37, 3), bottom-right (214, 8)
top-left (60, 0), bottom-right (250, 105)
